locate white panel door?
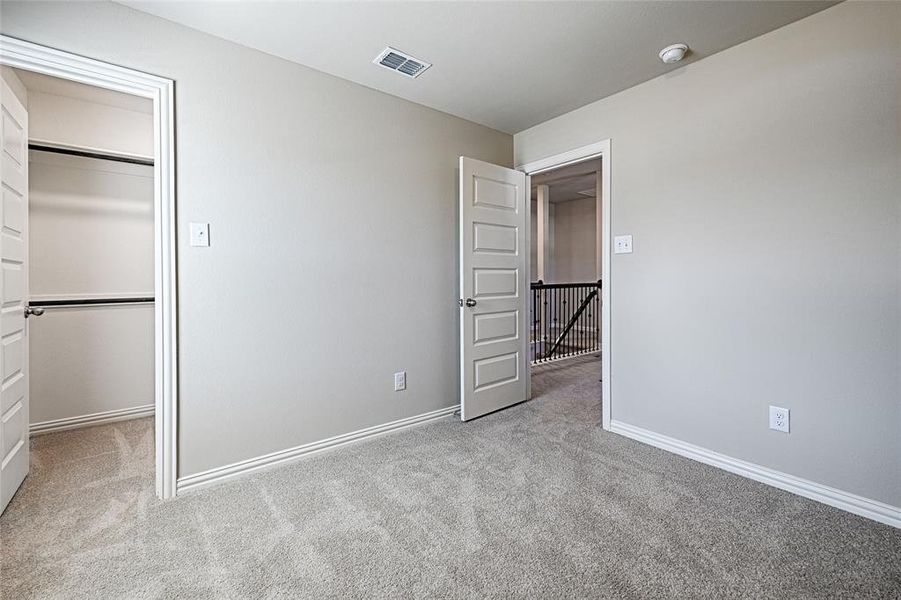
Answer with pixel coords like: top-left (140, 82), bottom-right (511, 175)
top-left (0, 78), bottom-right (29, 514)
top-left (459, 157), bottom-right (529, 420)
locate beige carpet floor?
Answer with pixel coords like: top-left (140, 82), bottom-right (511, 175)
top-left (1, 355), bottom-right (899, 598)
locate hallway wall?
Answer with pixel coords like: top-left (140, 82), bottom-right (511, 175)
top-left (553, 197), bottom-right (597, 283)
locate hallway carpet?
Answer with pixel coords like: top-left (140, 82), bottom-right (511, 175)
top-left (2, 355), bottom-right (899, 598)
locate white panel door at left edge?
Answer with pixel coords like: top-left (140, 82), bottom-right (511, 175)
top-left (459, 157), bottom-right (529, 421)
top-left (0, 77), bottom-right (29, 515)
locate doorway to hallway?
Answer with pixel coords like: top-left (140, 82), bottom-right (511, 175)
top-left (529, 158), bottom-right (602, 382)
top-left (457, 141), bottom-right (611, 427)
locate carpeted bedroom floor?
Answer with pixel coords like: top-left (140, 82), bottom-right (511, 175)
top-left (1, 354), bottom-right (899, 599)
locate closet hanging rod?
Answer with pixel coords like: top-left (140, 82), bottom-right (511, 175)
top-left (29, 143), bottom-right (154, 167)
top-left (29, 297), bottom-right (155, 309)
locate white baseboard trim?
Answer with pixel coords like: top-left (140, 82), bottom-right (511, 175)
top-left (609, 420), bottom-right (901, 529)
top-left (30, 404), bottom-right (155, 435)
top-left (177, 405), bottom-right (459, 494)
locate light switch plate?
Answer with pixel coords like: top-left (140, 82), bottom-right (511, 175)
top-left (189, 222), bottom-right (210, 247)
top-left (614, 235), bottom-right (633, 254)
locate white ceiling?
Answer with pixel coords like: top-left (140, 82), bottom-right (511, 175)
top-left (120, 1), bottom-right (836, 134)
top-left (542, 173), bottom-right (597, 204)
top-left (13, 69), bottom-right (153, 114)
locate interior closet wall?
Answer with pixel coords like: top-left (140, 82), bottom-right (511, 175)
top-left (27, 83), bottom-right (153, 157)
top-left (25, 77), bottom-right (155, 432)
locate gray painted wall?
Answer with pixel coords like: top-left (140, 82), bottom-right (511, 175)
top-left (553, 197), bottom-right (597, 283)
top-left (515, 2), bottom-right (901, 506)
top-left (1, 1), bottom-right (512, 477)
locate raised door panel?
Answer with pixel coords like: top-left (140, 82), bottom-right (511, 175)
top-left (473, 311), bottom-right (519, 346)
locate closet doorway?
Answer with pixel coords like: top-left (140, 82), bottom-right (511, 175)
top-left (8, 68), bottom-right (155, 513)
top-left (0, 37), bottom-right (177, 514)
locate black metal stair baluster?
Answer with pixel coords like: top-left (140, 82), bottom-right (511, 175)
top-left (568, 287), bottom-right (571, 357)
top-left (555, 287), bottom-right (559, 356)
top-left (587, 286), bottom-right (592, 353)
top-left (565, 287), bottom-right (570, 357)
top-left (569, 287), bottom-right (582, 355)
top-left (543, 287), bottom-right (548, 363)
top-left (584, 286), bottom-right (588, 353)
top-left (544, 287), bottom-right (548, 363)
top-left (586, 286), bottom-right (591, 353)
top-left (580, 286), bottom-right (584, 353)
top-left (551, 287), bottom-right (555, 359)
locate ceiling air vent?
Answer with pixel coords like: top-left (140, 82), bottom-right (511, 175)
top-left (373, 47), bottom-right (431, 79)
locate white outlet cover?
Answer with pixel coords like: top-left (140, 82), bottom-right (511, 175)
top-left (769, 405), bottom-right (790, 433)
top-left (614, 235), bottom-right (633, 254)
top-left (394, 371), bottom-right (406, 392)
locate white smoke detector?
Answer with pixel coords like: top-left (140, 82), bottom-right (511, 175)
top-left (658, 43), bottom-right (688, 64)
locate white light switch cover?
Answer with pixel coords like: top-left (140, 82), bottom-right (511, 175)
top-left (190, 222), bottom-right (210, 247)
top-left (614, 235), bottom-right (633, 254)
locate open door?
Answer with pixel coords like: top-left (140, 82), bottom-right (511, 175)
top-left (459, 157), bottom-right (529, 420)
top-left (0, 76), bottom-right (30, 514)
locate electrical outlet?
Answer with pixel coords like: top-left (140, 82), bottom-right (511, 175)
top-left (394, 371), bottom-right (406, 392)
top-left (769, 405), bottom-right (790, 433)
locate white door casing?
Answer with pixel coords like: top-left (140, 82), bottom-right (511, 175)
top-left (517, 139), bottom-right (612, 430)
top-left (459, 157), bottom-right (529, 421)
top-left (0, 77), bottom-right (29, 514)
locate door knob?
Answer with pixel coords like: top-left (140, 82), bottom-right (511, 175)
top-left (464, 298), bottom-right (477, 307)
top-left (25, 306), bottom-right (45, 318)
